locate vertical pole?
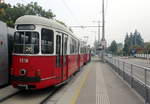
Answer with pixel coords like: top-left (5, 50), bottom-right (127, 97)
top-left (115, 59), bottom-right (116, 72)
top-left (98, 22), bottom-right (100, 43)
top-left (114, 59), bottom-right (115, 70)
top-left (118, 60), bottom-right (119, 74)
top-left (144, 69), bottom-right (148, 104)
top-left (147, 50), bottom-right (148, 60)
top-left (113, 58), bottom-right (114, 65)
top-left (131, 64), bottom-right (133, 88)
top-left (123, 62), bottom-right (125, 79)
top-left (102, 0), bottom-right (105, 41)
top-left (101, 0), bottom-right (105, 62)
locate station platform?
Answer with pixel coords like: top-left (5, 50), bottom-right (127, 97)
top-left (48, 58), bottom-right (144, 104)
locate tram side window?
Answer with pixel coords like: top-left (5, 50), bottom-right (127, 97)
top-left (80, 46), bottom-right (83, 53)
top-left (41, 28), bottom-right (54, 54)
top-left (70, 38), bottom-right (75, 54)
top-left (78, 43), bottom-right (80, 54)
top-left (56, 35), bottom-right (61, 54)
top-left (80, 47), bottom-right (85, 54)
top-left (70, 38), bottom-right (73, 54)
top-left (75, 41), bottom-right (78, 54)
top-left (74, 40), bottom-right (77, 54)
top-left (63, 34), bottom-right (68, 55)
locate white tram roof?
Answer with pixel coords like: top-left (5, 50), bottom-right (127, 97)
top-left (15, 15), bottom-right (76, 37)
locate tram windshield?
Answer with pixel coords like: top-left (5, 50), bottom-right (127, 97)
top-left (14, 32), bottom-right (39, 54)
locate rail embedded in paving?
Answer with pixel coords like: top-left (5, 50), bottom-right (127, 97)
top-left (0, 90), bottom-right (22, 103)
top-left (105, 56), bottom-right (150, 104)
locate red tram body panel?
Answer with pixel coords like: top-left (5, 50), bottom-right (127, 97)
top-left (11, 55), bottom-right (58, 89)
top-left (67, 55), bottom-right (78, 77)
top-left (80, 54), bottom-right (84, 66)
top-left (11, 15), bottom-right (90, 90)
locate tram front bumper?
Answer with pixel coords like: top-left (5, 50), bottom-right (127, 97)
top-left (11, 76), bottom-right (41, 82)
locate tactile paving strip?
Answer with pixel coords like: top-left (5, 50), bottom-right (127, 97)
top-left (96, 63), bottom-right (110, 104)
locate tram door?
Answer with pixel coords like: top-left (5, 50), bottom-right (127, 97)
top-left (62, 34), bottom-right (68, 81)
top-left (56, 32), bottom-right (68, 82)
top-left (56, 32), bottom-right (62, 82)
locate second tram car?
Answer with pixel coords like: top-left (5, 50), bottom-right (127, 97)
top-left (0, 21), bottom-right (14, 86)
top-left (11, 15), bottom-right (90, 89)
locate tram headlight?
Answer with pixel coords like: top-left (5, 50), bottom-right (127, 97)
top-left (20, 69), bottom-right (27, 76)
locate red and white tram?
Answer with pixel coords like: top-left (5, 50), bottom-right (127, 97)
top-left (11, 15), bottom-right (90, 89)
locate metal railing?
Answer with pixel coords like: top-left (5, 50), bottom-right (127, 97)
top-left (135, 54), bottom-right (150, 59)
top-left (105, 56), bottom-right (150, 104)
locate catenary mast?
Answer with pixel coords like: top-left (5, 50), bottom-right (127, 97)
top-left (101, 0), bottom-right (107, 49)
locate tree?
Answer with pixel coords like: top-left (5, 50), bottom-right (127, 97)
top-left (129, 32), bottom-right (133, 46)
top-left (0, 2), bottom-right (56, 27)
top-left (0, 3), bottom-right (10, 9)
top-left (123, 30), bottom-right (144, 55)
top-left (123, 33), bottom-right (130, 55)
top-left (109, 40), bottom-right (118, 54)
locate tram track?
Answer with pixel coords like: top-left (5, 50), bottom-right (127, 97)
top-left (39, 85), bottom-right (64, 104)
top-left (0, 87), bottom-right (59, 104)
top-left (0, 82), bottom-right (71, 104)
top-left (0, 80), bottom-right (73, 104)
top-left (0, 90), bottom-right (23, 103)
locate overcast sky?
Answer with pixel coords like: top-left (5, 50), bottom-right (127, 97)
top-left (5, 0), bottom-right (150, 46)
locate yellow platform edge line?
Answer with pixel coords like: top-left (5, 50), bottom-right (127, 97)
top-left (70, 68), bottom-right (91, 104)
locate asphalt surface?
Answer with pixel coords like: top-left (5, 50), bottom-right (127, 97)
top-left (117, 57), bottom-right (150, 85)
top-left (120, 57), bottom-right (150, 68)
